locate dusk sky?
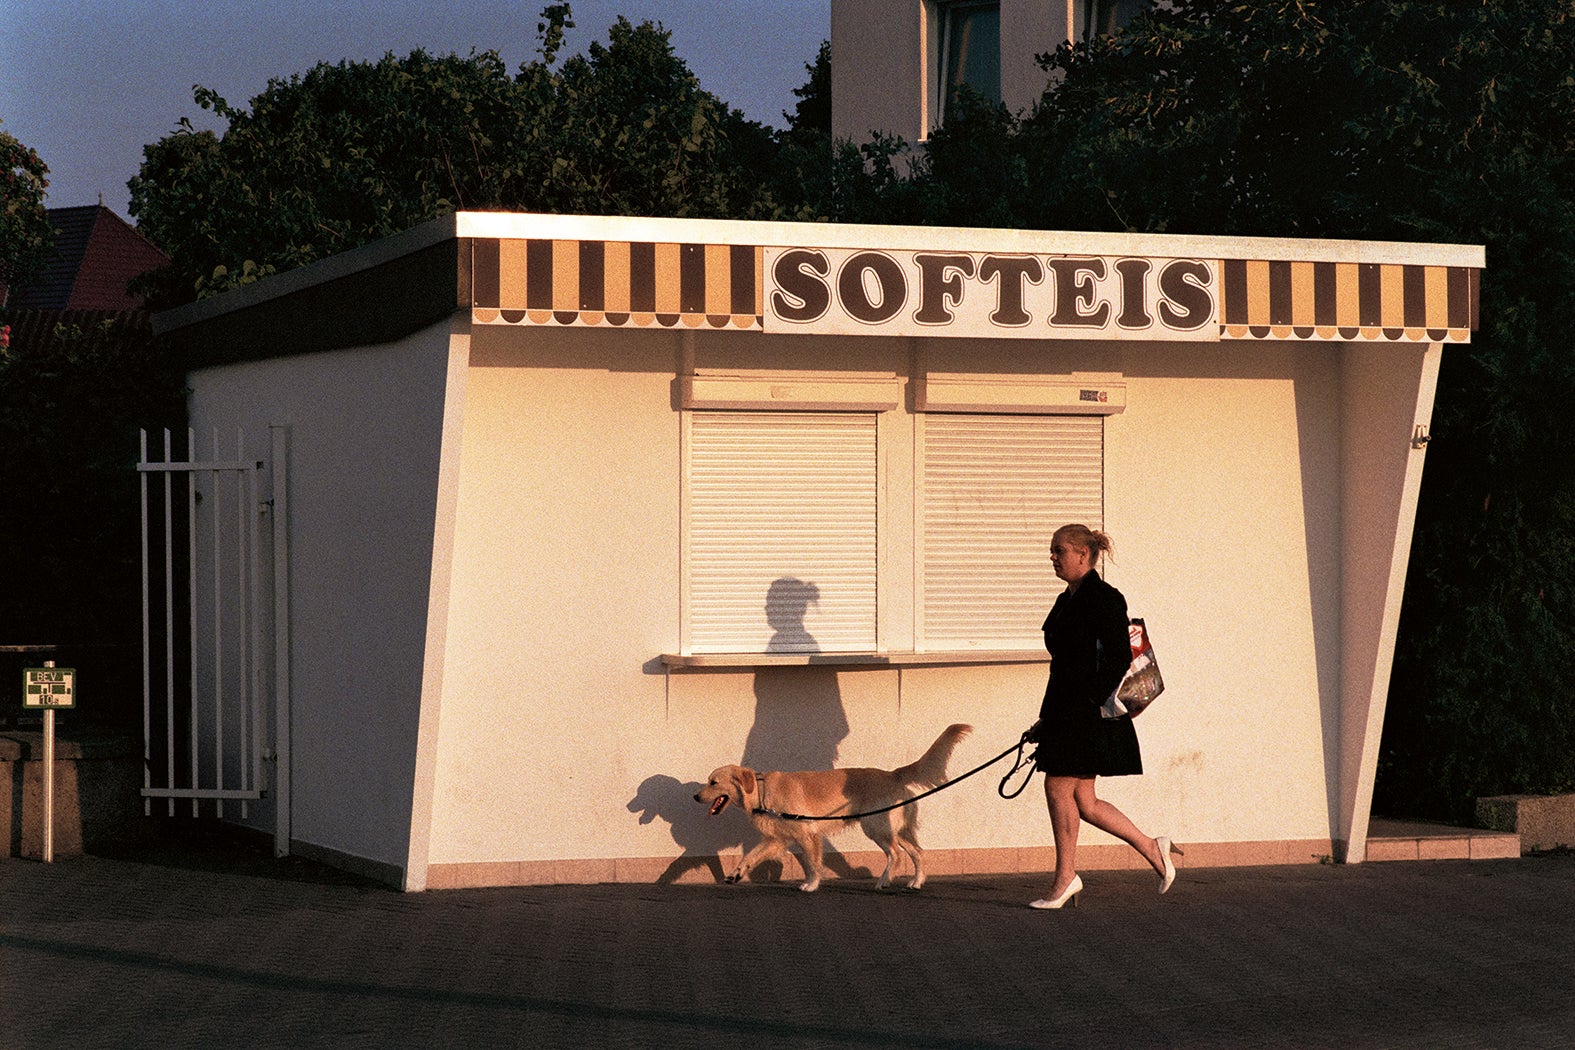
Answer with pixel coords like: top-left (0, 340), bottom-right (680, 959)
top-left (1, 0), bottom-right (830, 221)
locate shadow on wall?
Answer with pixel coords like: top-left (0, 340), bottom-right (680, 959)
top-left (745, 577), bottom-right (849, 771)
top-left (627, 774), bottom-right (732, 884)
top-left (629, 577), bottom-right (866, 884)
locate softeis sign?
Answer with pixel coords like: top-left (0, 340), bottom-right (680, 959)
top-left (765, 248), bottom-right (1219, 340)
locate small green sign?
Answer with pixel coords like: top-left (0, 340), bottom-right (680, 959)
top-left (24, 667), bottom-right (76, 709)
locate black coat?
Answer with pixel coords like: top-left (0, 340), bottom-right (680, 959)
top-left (1037, 569), bottom-right (1131, 720)
top-left (1032, 568), bottom-right (1144, 777)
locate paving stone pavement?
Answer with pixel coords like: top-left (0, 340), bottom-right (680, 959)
top-left (3, 834), bottom-right (1574, 1049)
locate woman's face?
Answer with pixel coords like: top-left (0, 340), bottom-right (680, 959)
top-left (1051, 535), bottom-right (1092, 585)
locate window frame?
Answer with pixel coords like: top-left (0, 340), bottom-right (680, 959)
top-left (934, 0), bottom-right (1001, 123)
top-left (1077, 0), bottom-right (1150, 44)
top-left (668, 370), bottom-right (1123, 667)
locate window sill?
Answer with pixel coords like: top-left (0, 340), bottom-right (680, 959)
top-left (659, 651), bottom-right (1048, 670)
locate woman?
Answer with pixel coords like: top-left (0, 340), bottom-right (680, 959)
top-left (1028, 524), bottom-right (1179, 909)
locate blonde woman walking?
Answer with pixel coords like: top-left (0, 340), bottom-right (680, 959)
top-left (1027, 524), bottom-right (1179, 909)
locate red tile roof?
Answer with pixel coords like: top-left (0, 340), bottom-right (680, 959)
top-left (3, 205), bottom-right (170, 310)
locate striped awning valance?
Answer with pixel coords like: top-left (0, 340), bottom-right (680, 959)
top-left (1219, 259), bottom-right (1478, 342)
top-left (470, 237), bottom-right (762, 330)
top-left (468, 237), bottom-right (1478, 343)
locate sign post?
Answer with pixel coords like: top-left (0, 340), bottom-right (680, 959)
top-left (23, 660), bottom-right (76, 863)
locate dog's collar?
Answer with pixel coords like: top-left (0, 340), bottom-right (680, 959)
top-left (749, 770), bottom-right (778, 818)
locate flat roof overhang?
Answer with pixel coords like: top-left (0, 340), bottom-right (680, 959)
top-left (155, 212), bottom-right (1484, 368)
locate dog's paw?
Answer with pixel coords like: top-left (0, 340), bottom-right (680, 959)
top-left (724, 872), bottom-right (742, 884)
top-left (799, 879), bottom-right (821, 893)
top-left (906, 875), bottom-right (926, 891)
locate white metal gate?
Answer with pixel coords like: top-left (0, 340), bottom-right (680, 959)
top-left (139, 427), bottom-right (291, 855)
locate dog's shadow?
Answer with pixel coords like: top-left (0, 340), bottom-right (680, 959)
top-left (627, 774), bottom-right (870, 885)
top-left (629, 577), bottom-right (869, 887)
top-left (628, 774), bottom-right (736, 884)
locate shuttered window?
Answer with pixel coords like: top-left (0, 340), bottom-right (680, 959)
top-left (919, 415), bottom-right (1104, 649)
top-left (687, 412), bottom-right (878, 653)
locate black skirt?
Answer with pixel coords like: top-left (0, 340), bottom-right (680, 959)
top-left (1033, 711), bottom-right (1143, 778)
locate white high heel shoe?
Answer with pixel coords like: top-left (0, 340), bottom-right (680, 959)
top-left (1029, 874), bottom-right (1082, 910)
top-left (1157, 837), bottom-right (1184, 894)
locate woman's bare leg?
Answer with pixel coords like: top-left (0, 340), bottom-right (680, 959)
top-left (1072, 777), bottom-right (1165, 875)
top-left (1044, 775), bottom-right (1085, 895)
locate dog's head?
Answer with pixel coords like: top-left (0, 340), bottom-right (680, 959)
top-left (694, 765), bottom-right (757, 817)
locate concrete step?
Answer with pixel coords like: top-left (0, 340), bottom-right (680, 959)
top-left (1366, 816), bottom-right (1520, 861)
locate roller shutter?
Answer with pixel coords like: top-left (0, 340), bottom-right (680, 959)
top-left (919, 414), bottom-right (1103, 649)
top-left (688, 412), bottom-right (878, 653)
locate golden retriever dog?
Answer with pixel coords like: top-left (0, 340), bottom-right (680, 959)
top-left (694, 724), bottom-right (973, 892)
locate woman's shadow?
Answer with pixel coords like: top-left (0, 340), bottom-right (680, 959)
top-left (631, 577), bottom-right (864, 884)
top-left (739, 578), bottom-right (864, 882)
top-left (743, 577), bottom-right (847, 769)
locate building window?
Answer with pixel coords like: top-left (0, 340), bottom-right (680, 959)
top-left (1078, 0), bottom-right (1149, 43)
top-left (918, 414), bottom-right (1104, 650)
top-left (681, 394), bottom-right (1110, 657)
top-left (686, 411), bottom-right (878, 654)
top-left (937, 0), bottom-right (1000, 118)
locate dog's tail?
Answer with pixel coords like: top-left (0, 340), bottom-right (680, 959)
top-left (897, 723), bottom-right (974, 790)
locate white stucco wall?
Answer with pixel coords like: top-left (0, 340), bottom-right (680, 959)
top-left (1336, 341), bottom-right (1441, 859)
top-left (417, 323), bottom-right (1377, 873)
top-left (188, 321), bottom-right (459, 872)
top-left (177, 302), bottom-right (1445, 884)
top-left (428, 325), bottom-right (685, 864)
top-left (1102, 341), bottom-right (1344, 848)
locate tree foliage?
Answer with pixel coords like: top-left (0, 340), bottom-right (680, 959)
top-left (102, 0), bottom-right (1575, 812)
top-left (1, 120), bottom-right (53, 288)
top-left (0, 315), bottom-right (186, 640)
top-left (829, 0), bottom-right (1575, 818)
top-left (129, 6), bottom-right (791, 305)
top-left (768, 39), bottom-right (841, 221)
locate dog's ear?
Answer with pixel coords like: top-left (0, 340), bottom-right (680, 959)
top-left (732, 767), bottom-right (757, 806)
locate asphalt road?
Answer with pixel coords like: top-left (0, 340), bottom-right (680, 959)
top-left (3, 835), bottom-right (1573, 1049)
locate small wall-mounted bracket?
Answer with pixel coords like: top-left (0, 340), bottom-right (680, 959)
top-left (1411, 424), bottom-right (1432, 449)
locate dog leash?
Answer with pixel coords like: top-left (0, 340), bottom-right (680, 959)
top-left (753, 728), bottom-right (1039, 822)
top-left (996, 728), bottom-right (1039, 800)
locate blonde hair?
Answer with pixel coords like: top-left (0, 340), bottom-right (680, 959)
top-left (1053, 523), bottom-right (1114, 566)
